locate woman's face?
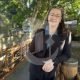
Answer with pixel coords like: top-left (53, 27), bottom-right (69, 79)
top-left (48, 8), bottom-right (62, 27)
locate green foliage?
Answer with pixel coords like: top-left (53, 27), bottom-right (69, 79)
top-left (0, 0), bottom-right (80, 31)
top-left (0, 14), bottom-right (10, 26)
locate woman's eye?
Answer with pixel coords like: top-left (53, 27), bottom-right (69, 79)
top-left (51, 15), bottom-right (54, 16)
top-left (56, 15), bottom-right (61, 17)
top-left (50, 14), bottom-right (54, 16)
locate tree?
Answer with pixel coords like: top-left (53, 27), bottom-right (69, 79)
top-left (0, 0), bottom-right (80, 31)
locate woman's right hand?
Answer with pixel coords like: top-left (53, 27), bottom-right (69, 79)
top-left (42, 59), bottom-right (54, 72)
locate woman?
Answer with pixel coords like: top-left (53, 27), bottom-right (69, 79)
top-left (29, 7), bottom-right (71, 80)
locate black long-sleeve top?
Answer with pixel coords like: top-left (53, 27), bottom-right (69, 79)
top-left (29, 28), bottom-right (71, 71)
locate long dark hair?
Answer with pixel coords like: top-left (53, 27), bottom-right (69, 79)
top-left (44, 6), bottom-right (69, 37)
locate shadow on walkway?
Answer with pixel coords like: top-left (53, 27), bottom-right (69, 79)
top-left (6, 61), bottom-right (30, 80)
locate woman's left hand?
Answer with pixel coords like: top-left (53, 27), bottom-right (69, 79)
top-left (42, 59), bottom-right (54, 72)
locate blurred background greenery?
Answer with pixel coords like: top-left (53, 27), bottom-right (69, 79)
top-left (0, 0), bottom-right (80, 34)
